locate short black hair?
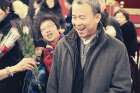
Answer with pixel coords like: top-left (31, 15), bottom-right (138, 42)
top-left (66, 0), bottom-right (73, 4)
top-left (0, 0), bottom-right (11, 11)
top-left (38, 13), bottom-right (60, 31)
top-left (36, 0), bottom-right (44, 4)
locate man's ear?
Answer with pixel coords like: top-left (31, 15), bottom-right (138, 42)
top-left (95, 13), bottom-right (101, 23)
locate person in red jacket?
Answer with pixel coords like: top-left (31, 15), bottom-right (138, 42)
top-left (38, 14), bottom-right (63, 73)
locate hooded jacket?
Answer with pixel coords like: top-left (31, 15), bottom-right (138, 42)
top-left (47, 24), bottom-right (131, 93)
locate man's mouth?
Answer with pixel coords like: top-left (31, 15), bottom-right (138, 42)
top-left (76, 26), bottom-right (86, 32)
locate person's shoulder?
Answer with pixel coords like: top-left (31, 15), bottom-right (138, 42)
top-left (54, 36), bottom-right (70, 55)
top-left (56, 30), bottom-right (77, 47)
top-left (8, 12), bottom-right (19, 20)
top-left (126, 20), bottom-right (134, 26)
top-left (57, 37), bottom-right (66, 46)
top-left (106, 34), bottom-right (126, 50)
top-left (122, 21), bottom-right (135, 29)
top-left (108, 16), bottom-right (120, 26)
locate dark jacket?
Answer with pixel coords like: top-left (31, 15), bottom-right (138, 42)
top-left (0, 13), bottom-right (25, 93)
top-left (47, 24), bottom-right (131, 93)
top-left (120, 21), bottom-right (138, 57)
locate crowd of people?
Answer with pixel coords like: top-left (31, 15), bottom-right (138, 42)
top-left (0, 0), bottom-right (139, 93)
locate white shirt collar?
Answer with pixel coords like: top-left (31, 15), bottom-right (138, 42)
top-left (81, 34), bottom-right (96, 45)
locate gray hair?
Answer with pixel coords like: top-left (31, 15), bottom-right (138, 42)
top-left (72, 0), bottom-right (101, 14)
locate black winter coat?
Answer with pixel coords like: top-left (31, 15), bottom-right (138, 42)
top-left (0, 13), bottom-right (25, 93)
top-left (120, 21), bottom-right (138, 57)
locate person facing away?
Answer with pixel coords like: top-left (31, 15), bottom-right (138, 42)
top-left (46, 0), bottom-right (131, 93)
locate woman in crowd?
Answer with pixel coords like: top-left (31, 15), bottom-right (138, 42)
top-left (38, 14), bottom-right (63, 73)
top-left (114, 9), bottom-right (138, 57)
top-left (41, 0), bottom-right (62, 15)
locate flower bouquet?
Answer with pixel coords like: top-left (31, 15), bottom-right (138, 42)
top-left (0, 27), bottom-right (20, 58)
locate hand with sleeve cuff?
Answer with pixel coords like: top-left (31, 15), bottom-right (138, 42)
top-left (0, 57), bottom-right (37, 80)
